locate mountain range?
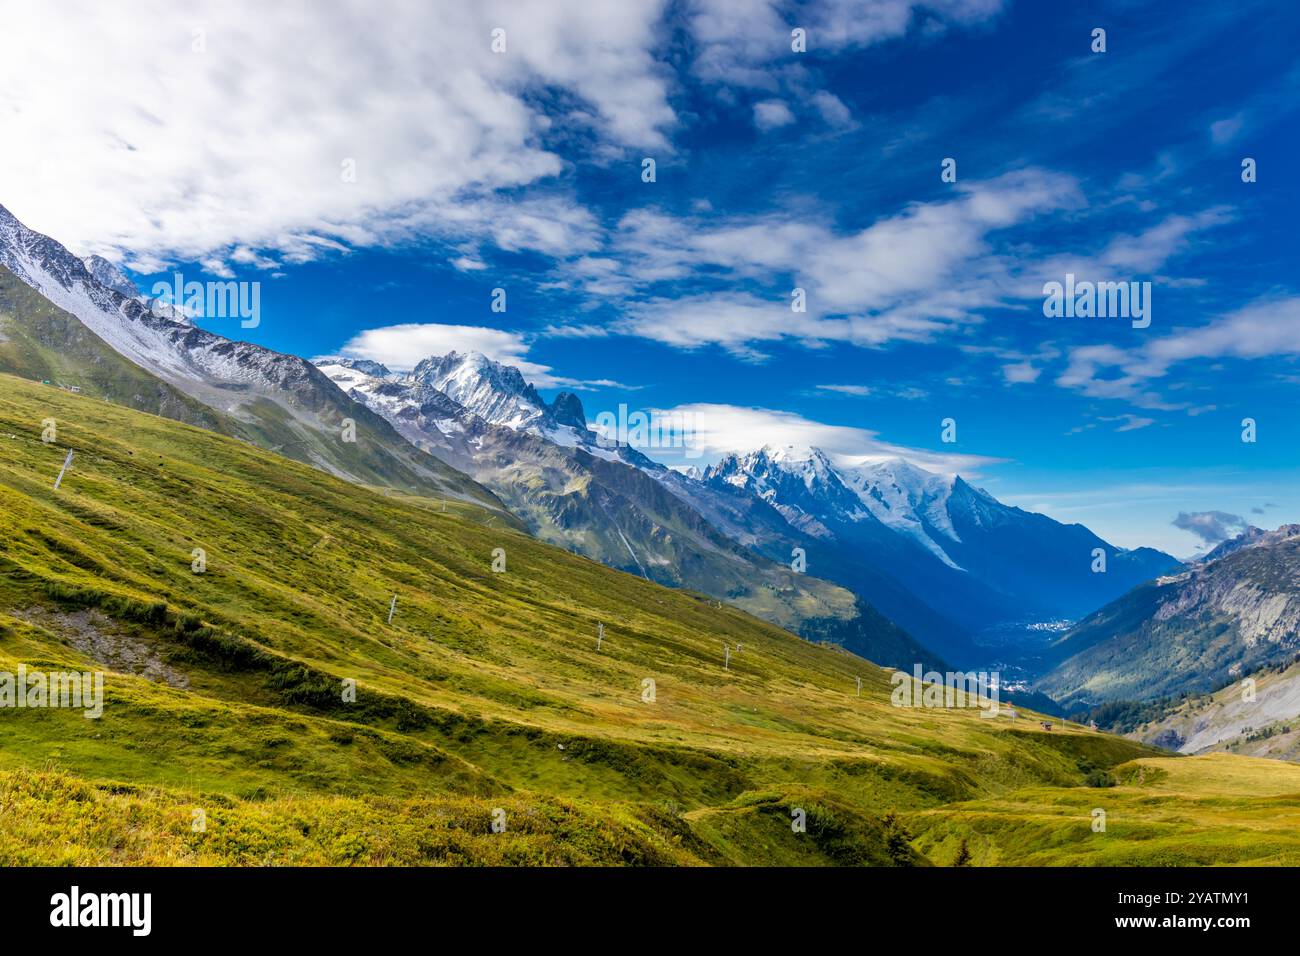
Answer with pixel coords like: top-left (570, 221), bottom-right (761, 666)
top-left (3, 203), bottom-right (1300, 863)
top-left (316, 351), bottom-right (1183, 670)
top-left (10, 367), bottom-right (1296, 866)
top-left (0, 202), bottom-right (1181, 675)
top-left (0, 204), bottom-right (503, 512)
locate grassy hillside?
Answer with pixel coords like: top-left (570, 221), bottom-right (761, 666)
top-left (909, 755), bottom-right (1300, 865)
top-left (0, 373), bottom-right (1295, 865)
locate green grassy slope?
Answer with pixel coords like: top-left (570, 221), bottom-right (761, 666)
top-left (0, 373), bottom-right (1295, 865)
top-left (909, 755), bottom-right (1300, 865)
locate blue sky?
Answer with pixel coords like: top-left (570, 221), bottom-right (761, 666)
top-left (3, 0), bottom-right (1298, 557)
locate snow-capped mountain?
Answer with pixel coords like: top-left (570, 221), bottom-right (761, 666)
top-left (314, 353), bottom-right (625, 471)
top-left (704, 443), bottom-right (1182, 643)
top-left (411, 352), bottom-right (549, 431)
top-left (0, 203), bottom-right (502, 509)
top-left (317, 348), bottom-right (1181, 669)
top-left (708, 446), bottom-right (969, 564)
top-left (707, 445), bottom-right (869, 539)
top-left (839, 457), bottom-right (968, 567)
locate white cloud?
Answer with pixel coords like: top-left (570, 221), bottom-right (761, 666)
top-left (596, 168), bottom-right (1081, 354)
top-left (619, 293), bottom-right (845, 360)
top-left (1026, 207), bottom-right (1232, 305)
top-left (688, 0), bottom-right (1005, 87)
top-left (661, 402), bottom-right (1001, 473)
top-left (753, 99), bottom-right (796, 130)
top-left (810, 90), bottom-right (854, 127)
top-left (334, 321), bottom-right (628, 390)
top-left (337, 324), bottom-right (532, 372)
top-left (1209, 115), bottom-right (1244, 145)
top-left (1138, 295), bottom-right (1300, 374)
top-left (1102, 414), bottom-right (1156, 432)
top-left (1001, 362), bottom-right (1040, 384)
top-left (0, 0), bottom-right (672, 272)
top-left (1057, 295), bottom-right (1300, 408)
top-left (816, 384), bottom-right (872, 395)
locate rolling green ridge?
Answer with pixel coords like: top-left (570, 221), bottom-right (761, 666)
top-left (1, 373), bottom-right (1297, 866)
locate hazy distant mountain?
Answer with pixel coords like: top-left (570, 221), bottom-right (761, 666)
top-left (703, 444), bottom-right (1181, 664)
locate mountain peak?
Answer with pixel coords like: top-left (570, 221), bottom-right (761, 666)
top-left (81, 255), bottom-right (137, 299)
top-left (1203, 523), bottom-right (1298, 562)
top-left (854, 455), bottom-right (953, 485)
top-left (411, 351), bottom-right (547, 430)
top-left (316, 357), bottom-right (394, 380)
top-left (549, 390), bottom-right (586, 429)
top-left (763, 443), bottom-right (828, 462)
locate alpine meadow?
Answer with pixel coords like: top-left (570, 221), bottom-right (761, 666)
top-left (1, 0), bottom-right (1299, 929)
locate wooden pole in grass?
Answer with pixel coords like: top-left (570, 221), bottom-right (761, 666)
top-left (53, 450), bottom-right (73, 490)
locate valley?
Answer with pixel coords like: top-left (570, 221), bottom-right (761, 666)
top-left (0, 204), bottom-right (1297, 866)
top-left (0, 374), bottom-right (1297, 865)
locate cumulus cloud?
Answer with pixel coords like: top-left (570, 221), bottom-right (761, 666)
top-left (1058, 295), bottom-right (1300, 407)
top-left (336, 324), bottom-right (531, 371)
top-left (688, 0), bottom-right (1005, 87)
top-left (1172, 510), bottom-right (1252, 546)
top-left (1028, 207), bottom-right (1233, 299)
top-left (1002, 362), bottom-right (1041, 384)
top-left (810, 90), bottom-right (855, 127)
top-left (0, 0), bottom-right (673, 272)
top-left (753, 99), bottom-right (797, 130)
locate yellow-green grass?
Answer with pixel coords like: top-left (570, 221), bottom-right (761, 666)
top-left (0, 372), bottom-right (1294, 865)
top-left (907, 754), bottom-right (1300, 865)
